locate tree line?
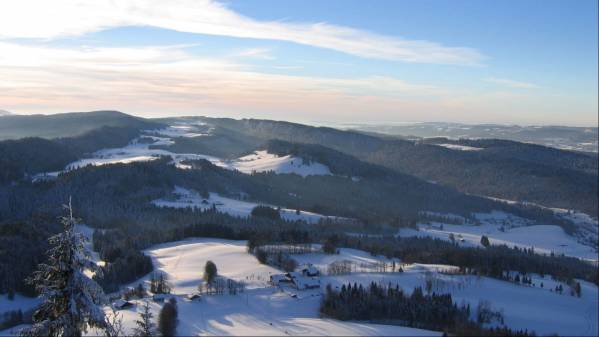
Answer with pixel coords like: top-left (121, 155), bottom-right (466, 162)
top-left (321, 282), bottom-right (536, 336)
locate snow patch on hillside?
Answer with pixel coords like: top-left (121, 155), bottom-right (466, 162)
top-left (230, 150), bottom-right (332, 177)
top-left (152, 186), bottom-right (348, 224)
top-left (32, 123), bottom-right (335, 180)
top-left (321, 270), bottom-right (598, 336)
top-left (398, 221), bottom-right (598, 261)
top-left (482, 197), bottom-right (599, 251)
top-left (145, 124), bottom-right (211, 138)
top-left (435, 143), bottom-right (483, 151)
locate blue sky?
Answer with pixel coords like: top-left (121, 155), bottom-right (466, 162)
top-left (0, 0), bottom-right (596, 125)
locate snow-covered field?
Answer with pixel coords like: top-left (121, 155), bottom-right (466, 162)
top-left (482, 197), bottom-right (599, 250)
top-left (152, 186), bottom-right (348, 224)
top-left (231, 151), bottom-right (331, 177)
top-left (292, 246), bottom-right (400, 274)
top-left (399, 222), bottom-right (598, 261)
top-left (93, 239), bottom-right (440, 336)
top-left (404, 210), bottom-right (599, 261)
top-left (289, 245), bottom-right (598, 336)
top-left (3, 239), bottom-right (597, 336)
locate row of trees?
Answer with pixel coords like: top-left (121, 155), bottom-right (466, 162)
top-left (320, 282), bottom-right (535, 336)
top-left (338, 235), bottom-right (598, 285)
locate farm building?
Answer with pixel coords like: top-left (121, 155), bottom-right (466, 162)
top-left (270, 273), bottom-right (291, 286)
top-left (186, 293), bottom-right (202, 301)
top-left (301, 264), bottom-right (319, 277)
top-left (270, 271), bottom-right (320, 290)
top-left (112, 299), bottom-right (134, 310)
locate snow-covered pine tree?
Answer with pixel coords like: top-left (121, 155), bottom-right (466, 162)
top-left (20, 199), bottom-right (112, 337)
top-left (132, 301), bottom-right (156, 337)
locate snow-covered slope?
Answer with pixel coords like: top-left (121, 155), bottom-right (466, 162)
top-left (292, 246), bottom-right (400, 274)
top-left (90, 239), bottom-right (440, 336)
top-left (31, 124), bottom-right (222, 181)
top-left (145, 124), bottom-right (211, 138)
top-left (4, 239), bottom-right (596, 336)
top-left (435, 143), bottom-right (483, 151)
top-left (290, 245), bottom-right (598, 336)
top-left (399, 222), bottom-right (598, 261)
top-left (404, 209), bottom-right (598, 261)
top-left (320, 269), bottom-right (598, 336)
top-left (152, 186), bottom-right (348, 224)
top-left (230, 150), bottom-right (332, 177)
top-left (482, 197), bottom-right (599, 250)
top-left (140, 239), bottom-right (598, 336)
top-left (32, 123), bottom-right (333, 180)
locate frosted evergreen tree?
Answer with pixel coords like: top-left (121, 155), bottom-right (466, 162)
top-left (20, 199), bottom-right (112, 337)
top-left (132, 301), bottom-right (156, 337)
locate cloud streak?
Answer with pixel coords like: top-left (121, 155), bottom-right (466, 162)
top-left (1, 42), bottom-right (588, 125)
top-left (0, 41), bottom-right (445, 120)
top-left (0, 0), bottom-right (484, 65)
top-left (484, 77), bottom-right (538, 89)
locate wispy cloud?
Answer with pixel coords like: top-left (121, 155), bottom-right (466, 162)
top-left (0, 42), bottom-right (442, 119)
top-left (1, 41), bottom-right (592, 125)
top-left (0, 0), bottom-right (484, 65)
top-left (484, 77), bottom-right (538, 89)
top-left (232, 48), bottom-right (276, 60)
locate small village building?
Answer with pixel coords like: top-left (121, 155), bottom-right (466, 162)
top-left (112, 299), bottom-right (134, 310)
top-left (271, 271), bottom-right (321, 290)
top-left (301, 264), bottom-right (320, 277)
top-left (186, 293), bottom-right (202, 301)
top-left (270, 274), bottom-right (291, 286)
top-left (292, 276), bottom-right (320, 290)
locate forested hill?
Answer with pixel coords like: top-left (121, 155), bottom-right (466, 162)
top-left (421, 137), bottom-right (598, 175)
top-left (0, 126), bottom-right (145, 184)
top-left (0, 110), bottom-right (162, 140)
top-left (200, 117), bottom-right (598, 215)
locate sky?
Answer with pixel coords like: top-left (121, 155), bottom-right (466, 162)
top-left (0, 0), bottom-right (597, 126)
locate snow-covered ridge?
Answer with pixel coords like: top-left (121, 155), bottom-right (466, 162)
top-left (152, 186), bottom-right (349, 224)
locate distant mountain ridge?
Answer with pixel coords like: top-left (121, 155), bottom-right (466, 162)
top-left (346, 122), bottom-right (599, 153)
top-left (0, 111), bottom-right (595, 216)
top-left (0, 110), bottom-right (163, 140)
top-left (0, 109), bottom-right (11, 116)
